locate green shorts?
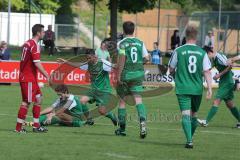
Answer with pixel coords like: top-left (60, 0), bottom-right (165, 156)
top-left (116, 80), bottom-right (143, 99)
top-left (176, 94), bottom-right (202, 112)
top-left (215, 84), bottom-right (234, 101)
top-left (86, 89), bottom-right (111, 107)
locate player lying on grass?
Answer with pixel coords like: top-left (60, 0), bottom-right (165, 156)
top-left (197, 46), bottom-right (240, 128)
top-left (115, 21), bottom-right (149, 138)
top-left (26, 84), bottom-right (93, 127)
top-left (169, 24), bottom-right (212, 149)
top-left (57, 50), bottom-right (118, 126)
top-left (15, 24), bottom-right (49, 133)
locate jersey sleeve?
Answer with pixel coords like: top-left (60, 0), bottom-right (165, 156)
top-left (203, 54), bottom-right (212, 71)
top-left (66, 94), bottom-right (77, 110)
top-left (80, 63), bottom-right (89, 70)
top-left (31, 44), bottom-right (40, 62)
top-left (102, 59), bottom-right (112, 72)
top-left (118, 42), bottom-right (126, 55)
top-left (51, 98), bottom-right (60, 109)
top-left (216, 53), bottom-right (228, 66)
top-left (142, 43), bottom-right (148, 58)
top-left (168, 50), bottom-right (178, 69)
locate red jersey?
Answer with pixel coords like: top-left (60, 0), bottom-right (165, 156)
top-left (19, 39), bottom-right (41, 82)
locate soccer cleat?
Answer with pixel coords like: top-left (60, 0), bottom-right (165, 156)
top-left (14, 128), bottom-right (27, 134)
top-left (236, 123), bottom-right (240, 129)
top-left (197, 119), bottom-right (208, 127)
top-left (140, 121), bottom-right (147, 139)
top-left (115, 128), bottom-right (126, 136)
top-left (85, 119), bottom-right (95, 126)
top-left (33, 126), bottom-right (48, 133)
top-left (185, 142), bottom-right (193, 149)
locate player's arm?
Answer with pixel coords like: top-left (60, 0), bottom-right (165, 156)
top-left (213, 66), bottom-right (232, 80)
top-left (55, 96), bottom-right (74, 115)
top-left (227, 55), bottom-right (240, 65)
top-left (142, 43), bottom-right (150, 64)
top-left (203, 54), bottom-right (212, 100)
top-left (117, 44), bottom-right (126, 83)
top-left (40, 107), bottom-right (54, 115)
top-left (168, 51), bottom-right (177, 76)
top-left (34, 62), bottom-right (49, 80)
top-left (57, 58), bottom-right (86, 68)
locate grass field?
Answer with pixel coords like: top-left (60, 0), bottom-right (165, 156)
top-left (0, 85), bottom-right (239, 160)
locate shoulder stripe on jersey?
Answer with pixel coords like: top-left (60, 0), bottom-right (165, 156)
top-left (168, 51), bottom-right (176, 66)
top-left (216, 53), bottom-right (227, 65)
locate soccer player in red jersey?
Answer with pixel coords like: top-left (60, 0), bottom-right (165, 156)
top-left (15, 24), bottom-right (49, 133)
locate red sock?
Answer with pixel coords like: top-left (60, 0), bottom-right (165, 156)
top-left (32, 105), bottom-right (41, 128)
top-left (16, 105), bottom-right (28, 131)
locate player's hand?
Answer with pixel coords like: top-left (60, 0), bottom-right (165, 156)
top-left (206, 89), bottom-right (212, 100)
top-left (213, 74), bottom-right (220, 80)
top-left (227, 58), bottom-right (233, 66)
top-left (57, 58), bottom-right (67, 64)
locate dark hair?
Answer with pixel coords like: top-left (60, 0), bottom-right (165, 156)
top-left (32, 24), bottom-right (44, 36)
top-left (123, 21), bottom-right (135, 35)
top-left (203, 46), bottom-right (213, 53)
top-left (55, 84), bottom-right (69, 94)
top-left (154, 42), bottom-right (159, 46)
top-left (185, 24), bottom-right (198, 41)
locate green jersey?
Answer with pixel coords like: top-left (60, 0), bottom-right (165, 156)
top-left (52, 94), bottom-right (83, 113)
top-left (213, 52), bottom-right (234, 85)
top-left (118, 37), bottom-right (148, 81)
top-left (81, 59), bottom-right (112, 93)
top-left (169, 44), bottom-right (211, 95)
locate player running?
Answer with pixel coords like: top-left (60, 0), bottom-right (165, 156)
top-left (15, 24), bottom-right (49, 133)
top-left (26, 85), bottom-right (92, 127)
top-left (197, 46), bottom-right (240, 128)
top-left (168, 24), bottom-right (212, 149)
top-left (115, 21), bottom-right (149, 138)
top-left (57, 49), bottom-right (118, 126)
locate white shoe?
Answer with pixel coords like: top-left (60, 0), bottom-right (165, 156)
top-left (236, 123), bottom-right (240, 129)
top-left (197, 119), bottom-right (208, 127)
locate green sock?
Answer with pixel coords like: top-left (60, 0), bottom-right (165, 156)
top-left (72, 118), bottom-right (84, 127)
top-left (118, 108), bottom-right (126, 131)
top-left (182, 115), bottom-right (192, 143)
top-left (39, 115), bottom-right (47, 125)
top-left (105, 112), bottom-right (116, 121)
top-left (206, 106), bottom-right (218, 123)
top-left (136, 104), bottom-right (147, 121)
top-left (191, 117), bottom-right (198, 136)
top-left (51, 116), bottom-right (60, 125)
top-left (230, 107), bottom-right (240, 122)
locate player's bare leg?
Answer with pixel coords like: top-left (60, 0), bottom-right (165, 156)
top-left (56, 112), bottom-right (84, 127)
top-left (134, 94), bottom-right (147, 139)
top-left (115, 98), bottom-right (127, 136)
top-left (98, 106), bottom-right (117, 126)
top-left (225, 100), bottom-right (240, 128)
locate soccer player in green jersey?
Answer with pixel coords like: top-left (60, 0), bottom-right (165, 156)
top-left (168, 24), bottom-right (212, 149)
top-left (26, 85), bottom-right (90, 127)
top-left (115, 21), bottom-right (149, 138)
top-left (197, 46), bottom-right (240, 129)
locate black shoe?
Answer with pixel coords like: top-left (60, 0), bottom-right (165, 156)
top-left (33, 126), bottom-right (48, 133)
top-left (85, 119), bottom-right (94, 126)
top-left (140, 121), bottom-right (147, 139)
top-left (185, 142), bottom-right (193, 149)
top-left (115, 128), bottom-right (126, 136)
top-left (14, 128), bottom-right (27, 134)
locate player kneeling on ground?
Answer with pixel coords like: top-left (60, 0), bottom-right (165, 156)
top-left (197, 46), bottom-right (240, 128)
top-left (26, 85), bottom-right (93, 127)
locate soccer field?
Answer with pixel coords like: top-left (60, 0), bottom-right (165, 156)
top-left (0, 85), bottom-right (239, 160)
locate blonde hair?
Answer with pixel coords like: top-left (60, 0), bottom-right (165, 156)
top-left (185, 24), bottom-right (198, 41)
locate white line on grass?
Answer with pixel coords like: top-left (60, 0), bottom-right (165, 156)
top-left (102, 152), bottom-right (135, 159)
